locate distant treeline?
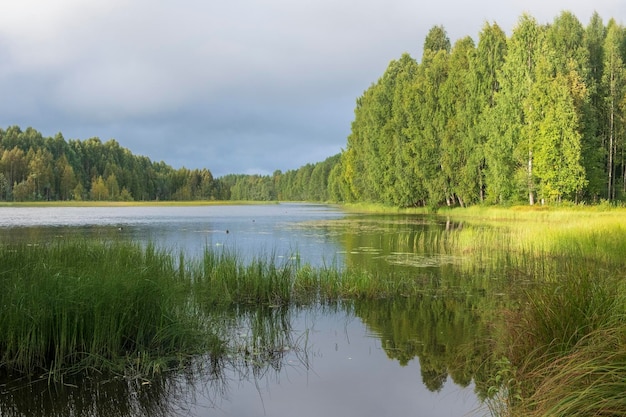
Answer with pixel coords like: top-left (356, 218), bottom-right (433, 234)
top-left (0, 125), bottom-right (337, 202)
top-left (330, 11), bottom-right (626, 207)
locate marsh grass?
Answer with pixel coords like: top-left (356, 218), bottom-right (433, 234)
top-left (438, 207), bottom-right (626, 416)
top-left (0, 240), bottom-right (210, 377)
top-left (193, 247), bottom-right (432, 307)
top-left (193, 248), bottom-right (296, 307)
top-left (521, 327), bottom-right (626, 417)
top-left (492, 251), bottom-right (626, 416)
top-left (0, 238), bottom-right (445, 379)
top-left (4, 204), bottom-right (626, 410)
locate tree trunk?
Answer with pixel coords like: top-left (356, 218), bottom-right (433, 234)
top-left (608, 100), bottom-right (614, 201)
top-left (528, 149), bottom-right (534, 205)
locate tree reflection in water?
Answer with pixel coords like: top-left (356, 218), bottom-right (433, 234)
top-left (0, 298), bottom-right (488, 417)
top-left (0, 306), bottom-right (310, 417)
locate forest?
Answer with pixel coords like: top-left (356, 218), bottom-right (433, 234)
top-left (0, 125), bottom-right (336, 202)
top-left (2, 11), bottom-right (626, 206)
top-left (332, 11), bottom-right (626, 207)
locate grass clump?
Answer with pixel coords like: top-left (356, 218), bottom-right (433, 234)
top-left (193, 248), bottom-right (427, 307)
top-left (494, 265), bottom-right (626, 416)
top-left (194, 248), bottom-right (295, 307)
top-left (0, 240), bottom-right (209, 378)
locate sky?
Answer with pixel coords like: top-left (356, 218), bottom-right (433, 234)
top-left (0, 1), bottom-right (625, 177)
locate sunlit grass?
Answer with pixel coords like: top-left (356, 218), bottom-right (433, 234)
top-left (496, 269), bottom-right (626, 417)
top-left (413, 206), bottom-right (626, 416)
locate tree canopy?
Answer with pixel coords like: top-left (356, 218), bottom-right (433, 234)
top-left (332, 12), bottom-right (626, 206)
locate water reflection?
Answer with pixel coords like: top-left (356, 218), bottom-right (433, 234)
top-left (0, 306), bottom-right (309, 417)
top-left (354, 297), bottom-right (486, 392)
top-left (0, 374), bottom-right (184, 417)
top-left (0, 301), bottom-right (483, 417)
top-left (0, 206), bottom-right (492, 416)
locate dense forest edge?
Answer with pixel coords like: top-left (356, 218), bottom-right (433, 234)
top-left (3, 10), bottom-right (626, 207)
top-left (0, 125), bottom-right (338, 203)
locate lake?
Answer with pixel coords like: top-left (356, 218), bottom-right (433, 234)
top-left (0, 203), bottom-right (486, 416)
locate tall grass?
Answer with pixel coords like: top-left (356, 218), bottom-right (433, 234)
top-left (0, 240), bottom-right (210, 377)
top-left (497, 274), bottom-right (626, 416)
top-left (438, 207), bottom-right (626, 416)
top-left (0, 239), bottom-right (443, 378)
top-left (194, 248), bottom-right (295, 307)
top-left (192, 247), bottom-right (435, 307)
top-left (491, 252), bottom-right (626, 416)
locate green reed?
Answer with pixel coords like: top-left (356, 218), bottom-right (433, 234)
top-left (193, 248), bottom-right (295, 307)
top-left (192, 247), bottom-right (431, 307)
top-left (520, 327), bottom-right (626, 417)
top-left (0, 239), bottom-right (442, 379)
top-left (0, 240), bottom-right (210, 377)
top-left (498, 273), bottom-right (626, 417)
top-left (432, 207), bottom-right (626, 416)
top-left (482, 233), bottom-right (626, 416)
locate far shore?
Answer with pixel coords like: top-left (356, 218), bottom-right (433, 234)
top-left (0, 200), bottom-right (281, 208)
top-left (1, 200), bottom-right (625, 221)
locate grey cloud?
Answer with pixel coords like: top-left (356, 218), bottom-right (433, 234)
top-left (0, 0), bottom-right (624, 177)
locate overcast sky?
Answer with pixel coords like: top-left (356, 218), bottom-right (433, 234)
top-left (0, 1), bottom-right (624, 177)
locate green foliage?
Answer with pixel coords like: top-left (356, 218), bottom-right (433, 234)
top-left (0, 128), bottom-right (218, 202)
top-left (333, 11), bottom-right (626, 208)
top-left (5, 12), bottom-right (626, 208)
top-left (0, 241), bottom-right (207, 377)
top-left (423, 25), bottom-right (451, 55)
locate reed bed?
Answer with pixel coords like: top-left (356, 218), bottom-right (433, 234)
top-left (4, 205), bottom-right (626, 412)
top-left (484, 240), bottom-right (626, 415)
top-left (497, 269), bottom-right (626, 417)
top-left (192, 247), bottom-right (435, 307)
top-left (0, 239), bottom-right (442, 379)
top-left (0, 241), bottom-right (210, 377)
top-left (434, 207), bottom-right (626, 416)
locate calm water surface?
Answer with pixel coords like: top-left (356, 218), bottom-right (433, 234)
top-left (0, 204), bottom-right (344, 264)
top-left (0, 204), bottom-right (485, 417)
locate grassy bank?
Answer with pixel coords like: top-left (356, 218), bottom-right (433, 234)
top-left (489, 266), bottom-right (626, 417)
top-left (448, 208), bottom-right (626, 416)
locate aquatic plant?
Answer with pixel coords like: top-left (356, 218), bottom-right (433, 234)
top-left (0, 240), bottom-right (214, 377)
top-left (193, 248), bottom-right (296, 307)
top-left (0, 239), bottom-right (440, 379)
top-left (490, 252), bottom-right (626, 416)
